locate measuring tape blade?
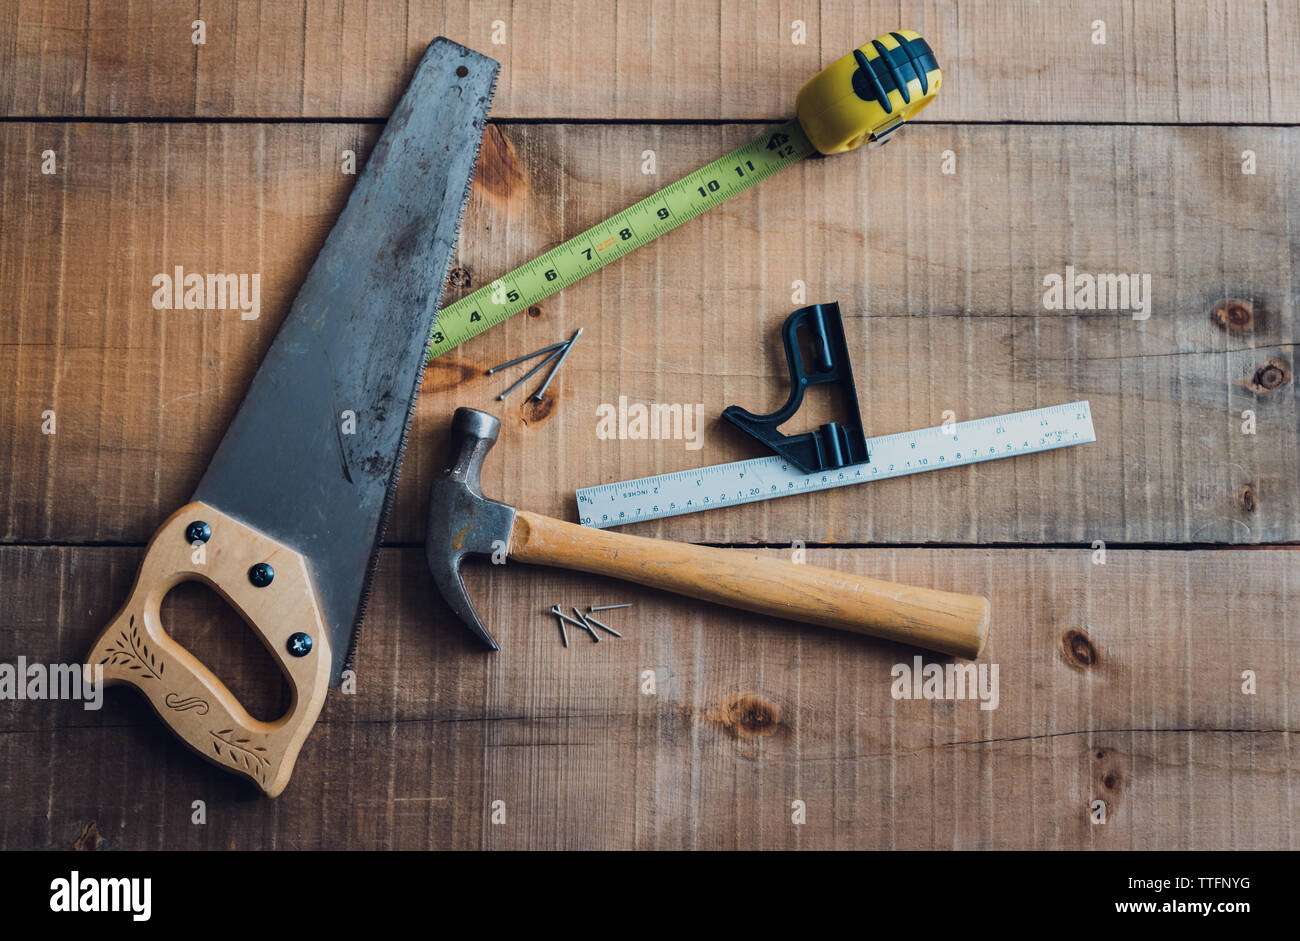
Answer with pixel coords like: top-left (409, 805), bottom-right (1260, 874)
top-left (428, 31), bottom-right (942, 358)
top-left (575, 402), bottom-right (1096, 528)
top-left (428, 119), bottom-right (815, 358)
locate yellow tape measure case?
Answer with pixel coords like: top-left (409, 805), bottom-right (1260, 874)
top-left (796, 30), bottom-right (941, 154)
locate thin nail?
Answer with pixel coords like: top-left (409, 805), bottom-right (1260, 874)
top-left (572, 607), bottom-right (600, 643)
top-left (486, 342), bottom-right (567, 375)
top-left (497, 347), bottom-right (564, 400)
top-left (551, 605), bottom-right (586, 629)
top-left (584, 614), bottom-right (623, 638)
top-left (550, 607), bottom-right (570, 647)
top-left (529, 327), bottom-right (582, 401)
top-left (588, 603), bottom-right (632, 612)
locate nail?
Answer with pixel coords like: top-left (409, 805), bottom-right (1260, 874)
top-left (529, 327), bottom-right (582, 401)
top-left (588, 603), bottom-right (632, 612)
top-left (497, 347), bottom-right (564, 400)
top-left (550, 607), bottom-right (569, 647)
top-left (572, 607), bottom-right (600, 643)
top-left (584, 614), bottom-right (623, 638)
top-left (485, 342), bottom-right (567, 375)
top-left (551, 605), bottom-right (586, 629)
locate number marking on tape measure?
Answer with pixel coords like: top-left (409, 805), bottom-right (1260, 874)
top-left (427, 31), bottom-right (943, 358)
top-left (428, 119), bottom-right (816, 358)
top-left (575, 402), bottom-right (1097, 528)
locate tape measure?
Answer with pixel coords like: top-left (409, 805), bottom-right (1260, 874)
top-left (429, 30), bottom-right (941, 358)
top-left (575, 402), bottom-right (1096, 528)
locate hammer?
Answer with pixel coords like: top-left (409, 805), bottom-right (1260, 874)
top-left (426, 408), bottom-right (990, 658)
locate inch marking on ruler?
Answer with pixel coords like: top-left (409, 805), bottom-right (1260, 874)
top-left (576, 402), bottom-right (1096, 528)
top-left (428, 119), bottom-right (815, 358)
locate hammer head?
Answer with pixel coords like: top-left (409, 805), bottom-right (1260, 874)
top-left (424, 407), bottom-right (516, 650)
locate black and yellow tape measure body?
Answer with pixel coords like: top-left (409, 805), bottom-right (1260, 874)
top-left (428, 29), bottom-right (940, 359)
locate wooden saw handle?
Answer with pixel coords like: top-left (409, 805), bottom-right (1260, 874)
top-left (510, 510), bottom-right (989, 658)
top-left (84, 502), bottom-right (331, 797)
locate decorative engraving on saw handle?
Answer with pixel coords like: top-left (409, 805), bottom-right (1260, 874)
top-left (95, 615), bottom-right (164, 680)
top-left (84, 502), bottom-right (332, 797)
top-left (209, 729), bottom-right (270, 784)
top-left (164, 692), bottom-right (210, 715)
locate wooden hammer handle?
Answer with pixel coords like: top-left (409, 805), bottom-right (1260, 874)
top-left (510, 511), bottom-right (989, 658)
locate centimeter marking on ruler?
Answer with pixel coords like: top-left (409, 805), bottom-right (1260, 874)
top-left (575, 402), bottom-right (1097, 529)
top-left (427, 119), bottom-right (816, 358)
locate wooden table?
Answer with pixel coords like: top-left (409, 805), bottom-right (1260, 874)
top-left (2, 1), bottom-right (1296, 850)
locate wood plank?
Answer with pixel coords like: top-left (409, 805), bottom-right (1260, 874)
top-left (2, 0), bottom-right (1298, 122)
top-left (2, 122), bottom-right (1296, 545)
top-left (1, 545), bottom-right (1294, 849)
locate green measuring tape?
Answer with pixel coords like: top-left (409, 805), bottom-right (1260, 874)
top-left (428, 30), bottom-right (942, 359)
top-left (428, 120), bottom-right (813, 357)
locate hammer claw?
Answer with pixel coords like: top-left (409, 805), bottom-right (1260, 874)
top-left (425, 408), bottom-right (515, 650)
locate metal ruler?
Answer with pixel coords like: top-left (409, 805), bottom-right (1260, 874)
top-left (576, 402), bottom-right (1096, 528)
top-left (427, 119), bottom-right (816, 358)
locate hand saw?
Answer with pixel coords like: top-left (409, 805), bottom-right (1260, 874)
top-left (83, 39), bottom-right (498, 797)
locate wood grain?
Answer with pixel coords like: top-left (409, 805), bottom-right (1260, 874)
top-left (2, 122), bottom-right (1295, 545)
top-left (2, 0), bottom-right (1298, 123)
top-left (3, 1), bottom-right (1298, 853)
top-left (1, 545), bottom-right (1294, 850)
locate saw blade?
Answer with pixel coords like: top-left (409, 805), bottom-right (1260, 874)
top-left (193, 38), bottom-right (497, 683)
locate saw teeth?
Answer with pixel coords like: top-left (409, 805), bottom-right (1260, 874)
top-left (343, 52), bottom-right (500, 679)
